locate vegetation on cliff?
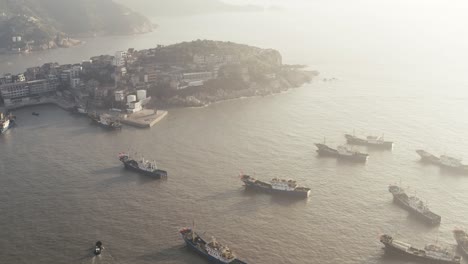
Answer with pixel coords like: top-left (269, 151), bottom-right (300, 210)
top-left (0, 0), bottom-right (153, 51)
top-left (137, 40), bottom-right (318, 107)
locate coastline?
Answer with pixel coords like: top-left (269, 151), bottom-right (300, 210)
top-left (170, 83), bottom-right (303, 110)
top-left (0, 29), bottom-right (154, 56)
top-left (154, 70), bottom-right (319, 108)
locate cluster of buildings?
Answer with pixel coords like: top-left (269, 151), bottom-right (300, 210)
top-left (0, 69), bottom-right (59, 107)
top-left (0, 44), bottom-right (245, 111)
top-left (123, 48), bottom-right (241, 91)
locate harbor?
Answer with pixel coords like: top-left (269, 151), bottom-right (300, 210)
top-left (2, 3), bottom-right (468, 263)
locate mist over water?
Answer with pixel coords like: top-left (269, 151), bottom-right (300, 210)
top-left (1, 1), bottom-right (468, 263)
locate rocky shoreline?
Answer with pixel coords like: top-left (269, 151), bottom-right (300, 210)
top-left (151, 70), bottom-right (318, 108)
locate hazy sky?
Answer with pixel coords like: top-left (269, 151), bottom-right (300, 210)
top-left (220, 0), bottom-right (468, 85)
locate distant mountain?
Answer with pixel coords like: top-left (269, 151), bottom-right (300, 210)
top-left (0, 0), bottom-right (153, 51)
top-left (113, 0), bottom-right (262, 17)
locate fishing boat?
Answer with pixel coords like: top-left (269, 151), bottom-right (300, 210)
top-left (380, 234), bottom-right (461, 263)
top-left (89, 112), bottom-right (122, 130)
top-left (0, 112), bottom-right (15, 134)
top-left (118, 152), bottom-right (167, 178)
top-left (180, 226), bottom-right (247, 264)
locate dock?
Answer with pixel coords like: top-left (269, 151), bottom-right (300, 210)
top-left (121, 109), bottom-right (168, 128)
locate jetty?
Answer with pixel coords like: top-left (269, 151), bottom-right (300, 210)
top-left (121, 109), bottom-right (167, 128)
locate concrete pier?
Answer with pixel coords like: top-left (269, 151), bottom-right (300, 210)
top-left (121, 109), bottom-right (168, 128)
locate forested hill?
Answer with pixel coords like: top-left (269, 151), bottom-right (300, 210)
top-left (0, 0), bottom-right (153, 50)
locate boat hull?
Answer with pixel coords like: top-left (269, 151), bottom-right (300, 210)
top-left (391, 195), bottom-right (441, 225)
top-left (122, 161), bottom-right (167, 178)
top-left (243, 181), bottom-right (310, 198)
top-left (182, 236), bottom-right (247, 264)
top-left (453, 231), bottom-right (468, 256)
top-left (94, 120), bottom-right (121, 130)
top-left (416, 150), bottom-right (441, 164)
top-left (315, 144), bottom-right (368, 163)
top-left (381, 242), bottom-right (460, 264)
top-left (439, 165), bottom-right (468, 174)
top-left (1, 120), bottom-right (14, 134)
top-left (416, 150), bottom-right (468, 174)
top-left (345, 134), bottom-right (393, 149)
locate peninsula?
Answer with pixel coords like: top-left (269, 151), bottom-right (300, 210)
top-left (0, 40), bottom-right (318, 120)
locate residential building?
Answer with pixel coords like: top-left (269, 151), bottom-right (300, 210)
top-left (0, 74), bottom-right (13, 85)
top-left (0, 82), bottom-right (30, 99)
top-left (61, 70), bottom-right (71, 83)
top-left (0, 78), bottom-right (59, 106)
top-left (113, 51), bottom-right (127, 67)
top-left (114, 90), bottom-right (125, 102)
top-left (182, 72), bottom-right (213, 82)
top-left (70, 78), bottom-right (81, 89)
top-left (29, 79), bottom-right (55, 96)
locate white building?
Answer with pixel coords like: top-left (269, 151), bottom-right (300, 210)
top-left (113, 51), bottom-right (127, 67)
top-left (127, 100), bottom-right (142, 113)
top-left (17, 74), bottom-right (26, 82)
top-left (114, 90), bottom-right (125, 102)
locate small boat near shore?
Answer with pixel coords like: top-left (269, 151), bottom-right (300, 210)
top-left (72, 105), bottom-right (88, 115)
top-left (0, 112), bottom-right (15, 134)
top-left (380, 234), bottom-right (461, 264)
top-left (89, 112), bottom-right (122, 130)
top-left (94, 241), bottom-right (103, 256)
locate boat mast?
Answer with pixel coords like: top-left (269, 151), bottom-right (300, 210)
top-left (192, 220), bottom-right (195, 241)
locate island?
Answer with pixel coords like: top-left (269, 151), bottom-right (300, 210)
top-left (114, 0), bottom-right (263, 16)
top-left (0, 0), bottom-right (153, 54)
top-left (0, 40), bottom-right (318, 127)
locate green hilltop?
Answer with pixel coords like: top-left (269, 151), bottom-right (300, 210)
top-left (0, 0), bottom-right (153, 51)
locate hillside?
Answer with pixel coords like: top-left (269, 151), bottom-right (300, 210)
top-left (129, 40), bottom-right (317, 107)
top-left (113, 0), bottom-right (262, 17)
top-left (0, 0), bottom-right (153, 52)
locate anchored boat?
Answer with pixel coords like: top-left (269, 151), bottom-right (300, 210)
top-left (118, 152), bottom-right (167, 178)
top-left (416, 150), bottom-right (468, 173)
top-left (315, 143), bottom-right (369, 162)
top-left (240, 174), bottom-right (310, 198)
top-left (388, 185), bottom-right (441, 225)
top-left (179, 227), bottom-right (247, 264)
top-left (345, 133), bottom-right (393, 149)
top-left (0, 112), bottom-right (15, 134)
top-left (380, 234), bottom-right (461, 264)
